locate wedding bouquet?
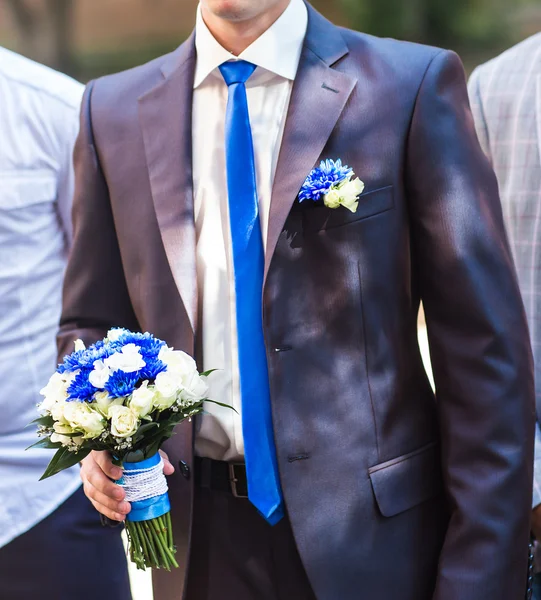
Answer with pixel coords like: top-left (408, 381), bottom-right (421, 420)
top-left (31, 328), bottom-right (228, 571)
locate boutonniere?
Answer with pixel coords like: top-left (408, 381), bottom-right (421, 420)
top-left (298, 159), bottom-right (365, 213)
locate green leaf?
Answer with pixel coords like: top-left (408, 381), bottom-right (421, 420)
top-left (201, 369), bottom-right (218, 378)
top-left (40, 447), bottom-right (90, 480)
top-left (123, 449), bottom-right (146, 464)
top-left (205, 399), bottom-right (238, 414)
top-left (26, 437), bottom-right (62, 451)
top-left (27, 415), bottom-right (54, 428)
top-left (144, 440), bottom-right (164, 460)
top-left (138, 430), bottom-right (169, 451)
top-left (135, 422), bottom-right (159, 438)
top-left (54, 448), bottom-right (90, 475)
top-left (123, 411), bottom-right (203, 463)
top-left (40, 447), bottom-right (69, 479)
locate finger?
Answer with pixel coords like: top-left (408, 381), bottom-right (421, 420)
top-left (86, 464), bottom-right (126, 502)
top-left (80, 455), bottom-right (97, 485)
top-left (159, 450), bottom-right (175, 475)
top-left (87, 494), bottom-right (128, 522)
top-left (93, 450), bottom-right (123, 480)
top-left (83, 481), bottom-right (131, 516)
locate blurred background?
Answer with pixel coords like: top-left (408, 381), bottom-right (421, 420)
top-left (0, 0), bottom-right (539, 82)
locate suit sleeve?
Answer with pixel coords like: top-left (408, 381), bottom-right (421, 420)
top-left (57, 81), bottom-right (139, 361)
top-left (406, 50), bottom-right (535, 600)
top-left (469, 64), bottom-right (541, 514)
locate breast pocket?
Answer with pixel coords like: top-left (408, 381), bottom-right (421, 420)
top-left (300, 185), bottom-right (394, 233)
top-left (0, 171), bottom-right (59, 267)
top-left (0, 171), bottom-right (57, 212)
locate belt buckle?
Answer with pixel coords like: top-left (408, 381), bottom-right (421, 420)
top-left (228, 463), bottom-right (248, 498)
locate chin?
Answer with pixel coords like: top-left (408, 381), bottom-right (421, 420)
top-left (202, 0), bottom-right (266, 21)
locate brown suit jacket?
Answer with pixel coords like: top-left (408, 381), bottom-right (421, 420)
top-left (58, 5), bottom-right (535, 600)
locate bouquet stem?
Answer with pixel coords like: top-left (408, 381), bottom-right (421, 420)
top-left (126, 512), bottom-right (178, 571)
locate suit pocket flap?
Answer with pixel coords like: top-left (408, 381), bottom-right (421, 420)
top-left (368, 442), bottom-right (441, 518)
top-left (301, 185), bottom-right (394, 233)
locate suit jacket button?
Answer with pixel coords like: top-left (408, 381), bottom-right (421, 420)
top-left (179, 460), bottom-right (190, 479)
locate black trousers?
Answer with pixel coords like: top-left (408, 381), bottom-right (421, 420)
top-left (185, 485), bottom-right (317, 600)
top-left (0, 486), bottom-right (132, 600)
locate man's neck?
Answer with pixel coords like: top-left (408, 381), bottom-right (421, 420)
top-left (200, 0), bottom-right (291, 56)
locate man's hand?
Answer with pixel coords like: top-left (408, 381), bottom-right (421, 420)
top-left (532, 505), bottom-right (541, 541)
top-left (80, 450), bottom-right (175, 521)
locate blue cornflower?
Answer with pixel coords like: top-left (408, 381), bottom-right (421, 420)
top-left (298, 159), bottom-right (353, 203)
top-left (58, 340), bottom-right (113, 374)
top-left (58, 330), bottom-right (169, 401)
top-left (104, 370), bottom-right (140, 398)
top-left (139, 357), bottom-right (167, 381)
top-left (67, 369), bottom-right (97, 402)
top-left (109, 331), bottom-right (165, 358)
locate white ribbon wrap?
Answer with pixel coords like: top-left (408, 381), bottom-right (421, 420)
top-left (118, 456), bottom-right (169, 502)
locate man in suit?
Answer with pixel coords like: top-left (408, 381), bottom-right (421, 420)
top-left (62, 1), bottom-right (535, 599)
top-left (468, 33), bottom-right (541, 599)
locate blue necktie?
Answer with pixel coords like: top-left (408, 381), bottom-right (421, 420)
top-left (219, 60), bottom-right (284, 525)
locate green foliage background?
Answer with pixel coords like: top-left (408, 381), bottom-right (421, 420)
top-left (338, 0), bottom-right (531, 51)
top-left (1, 0), bottom-right (538, 80)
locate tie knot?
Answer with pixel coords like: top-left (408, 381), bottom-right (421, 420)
top-left (219, 60), bottom-right (256, 86)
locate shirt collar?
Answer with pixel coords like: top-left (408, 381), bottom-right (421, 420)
top-left (193, 0), bottom-right (308, 89)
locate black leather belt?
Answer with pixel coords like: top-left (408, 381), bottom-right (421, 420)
top-left (194, 456), bottom-right (248, 498)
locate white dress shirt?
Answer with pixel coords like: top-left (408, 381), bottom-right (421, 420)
top-left (192, 0), bottom-right (308, 461)
top-left (0, 47), bottom-right (84, 547)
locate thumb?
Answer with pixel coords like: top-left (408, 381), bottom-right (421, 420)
top-left (159, 450), bottom-right (175, 476)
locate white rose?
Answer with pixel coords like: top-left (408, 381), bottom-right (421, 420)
top-left (50, 400), bottom-right (67, 423)
top-left (51, 432), bottom-right (83, 447)
top-left (88, 360), bottom-right (112, 389)
top-left (180, 372), bottom-right (209, 403)
top-left (158, 347), bottom-right (207, 402)
top-left (92, 391), bottom-right (124, 417)
top-left (109, 405), bottom-right (139, 438)
top-left (340, 197), bottom-right (359, 213)
top-left (158, 347), bottom-right (197, 377)
top-left (53, 421), bottom-right (74, 435)
top-left (74, 339), bottom-right (86, 352)
top-left (154, 370), bottom-right (182, 399)
top-left (64, 370), bottom-right (78, 385)
top-left (50, 432), bottom-right (69, 446)
top-left (130, 382), bottom-right (156, 417)
top-left (152, 391), bottom-right (177, 411)
top-left (38, 396), bottom-right (56, 414)
top-left (323, 188), bottom-right (342, 209)
top-left (63, 402), bottom-right (105, 438)
top-left (39, 372), bottom-right (68, 412)
top-left (107, 328), bottom-right (128, 342)
top-left (337, 177), bottom-right (364, 213)
top-left (105, 344), bottom-right (146, 374)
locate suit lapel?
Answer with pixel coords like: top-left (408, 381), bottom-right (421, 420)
top-left (265, 7), bottom-right (357, 281)
top-left (138, 35), bottom-right (198, 334)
